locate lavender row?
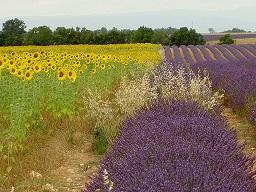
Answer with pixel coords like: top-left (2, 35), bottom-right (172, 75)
top-left (167, 44), bottom-right (256, 123)
top-left (84, 101), bottom-right (256, 192)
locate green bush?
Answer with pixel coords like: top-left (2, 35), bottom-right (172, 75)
top-left (218, 34), bottom-right (235, 45)
top-left (170, 27), bottom-right (206, 46)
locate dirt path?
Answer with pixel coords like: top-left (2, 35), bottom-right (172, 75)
top-left (47, 140), bottom-right (101, 192)
top-left (222, 107), bottom-right (256, 157)
top-left (9, 131), bottom-right (102, 192)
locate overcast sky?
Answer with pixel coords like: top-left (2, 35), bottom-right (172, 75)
top-left (0, 0), bottom-right (255, 32)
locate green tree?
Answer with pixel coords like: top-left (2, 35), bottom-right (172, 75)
top-left (2, 18), bottom-right (26, 46)
top-left (131, 26), bottom-right (154, 43)
top-left (152, 28), bottom-right (170, 45)
top-left (53, 27), bottom-right (69, 45)
top-left (66, 27), bottom-right (81, 45)
top-left (0, 31), bottom-right (4, 46)
top-left (25, 26), bottom-right (53, 45)
top-left (170, 27), bottom-right (205, 46)
top-left (80, 28), bottom-right (94, 44)
top-left (121, 29), bottom-right (133, 43)
top-left (218, 34), bottom-right (235, 45)
top-left (105, 28), bottom-right (125, 44)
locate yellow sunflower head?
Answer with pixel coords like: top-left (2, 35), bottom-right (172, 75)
top-left (17, 70), bottom-right (24, 78)
top-left (0, 60), bottom-right (5, 69)
top-left (91, 68), bottom-right (97, 75)
top-left (24, 70), bottom-right (33, 81)
top-left (34, 64), bottom-right (42, 73)
top-left (100, 63), bottom-right (106, 69)
top-left (67, 70), bottom-right (77, 82)
top-left (10, 67), bottom-right (17, 75)
top-left (57, 69), bottom-right (66, 81)
top-left (33, 52), bottom-right (40, 60)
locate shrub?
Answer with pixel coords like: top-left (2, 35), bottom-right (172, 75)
top-left (218, 34), bottom-right (235, 45)
top-left (82, 73), bottom-right (158, 143)
top-left (83, 101), bottom-right (256, 191)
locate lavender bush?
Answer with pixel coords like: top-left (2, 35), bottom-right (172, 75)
top-left (83, 101), bottom-right (256, 192)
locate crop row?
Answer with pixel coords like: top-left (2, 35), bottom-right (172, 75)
top-left (165, 45), bottom-right (256, 124)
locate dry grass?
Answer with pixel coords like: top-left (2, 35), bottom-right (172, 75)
top-left (0, 111), bottom-right (97, 191)
top-left (82, 73), bottom-right (158, 142)
top-left (153, 64), bottom-right (224, 111)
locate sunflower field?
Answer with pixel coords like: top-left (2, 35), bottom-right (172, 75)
top-left (0, 44), bottom-right (162, 167)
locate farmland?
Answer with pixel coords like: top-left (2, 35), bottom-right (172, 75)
top-left (0, 43), bottom-right (255, 191)
top-left (202, 33), bottom-right (256, 41)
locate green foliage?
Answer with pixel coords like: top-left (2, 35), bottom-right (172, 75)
top-left (152, 28), bottom-right (170, 45)
top-left (0, 18), bottom-right (180, 46)
top-left (131, 26), bottom-right (154, 43)
top-left (25, 26), bottom-right (53, 46)
top-left (2, 18), bottom-right (26, 46)
top-left (80, 28), bottom-right (94, 44)
top-left (0, 73), bottom-right (78, 164)
top-left (94, 128), bottom-right (109, 155)
top-left (170, 27), bottom-right (206, 46)
top-left (218, 34), bottom-right (235, 45)
top-left (0, 32), bottom-right (4, 46)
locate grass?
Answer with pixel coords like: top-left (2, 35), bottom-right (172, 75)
top-left (222, 107), bottom-right (256, 156)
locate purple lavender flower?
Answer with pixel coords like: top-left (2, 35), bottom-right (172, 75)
top-left (83, 101), bottom-right (256, 192)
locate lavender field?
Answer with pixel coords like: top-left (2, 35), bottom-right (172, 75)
top-left (166, 44), bottom-right (256, 124)
top-left (83, 44), bottom-right (256, 192)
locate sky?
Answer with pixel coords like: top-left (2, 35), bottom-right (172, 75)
top-left (0, 0), bottom-right (256, 32)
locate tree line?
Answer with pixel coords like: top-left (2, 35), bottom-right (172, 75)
top-left (0, 18), bottom-right (206, 46)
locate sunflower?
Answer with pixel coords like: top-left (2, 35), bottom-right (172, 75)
top-left (100, 63), bottom-right (106, 69)
top-left (11, 52), bottom-right (16, 57)
top-left (33, 52), bottom-right (40, 60)
top-left (67, 70), bottom-right (77, 82)
top-left (78, 70), bottom-right (83, 75)
top-left (34, 64), bottom-right (42, 73)
top-left (0, 60), bottom-right (5, 69)
top-left (10, 67), bottom-right (17, 75)
top-left (51, 64), bottom-right (57, 71)
top-left (9, 60), bottom-right (15, 66)
top-left (24, 70), bottom-right (33, 81)
top-left (95, 62), bottom-right (100, 67)
top-left (57, 69), bottom-right (66, 81)
top-left (17, 70), bottom-right (24, 78)
top-left (43, 67), bottom-right (49, 73)
top-left (91, 68), bottom-right (97, 75)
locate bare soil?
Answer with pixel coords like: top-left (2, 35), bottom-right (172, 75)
top-left (2, 130), bottom-right (101, 192)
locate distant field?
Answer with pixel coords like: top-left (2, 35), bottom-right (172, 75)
top-left (207, 38), bottom-right (256, 45)
top-left (166, 44), bottom-right (256, 125)
top-left (202, 33), bottom-right (256, 41)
